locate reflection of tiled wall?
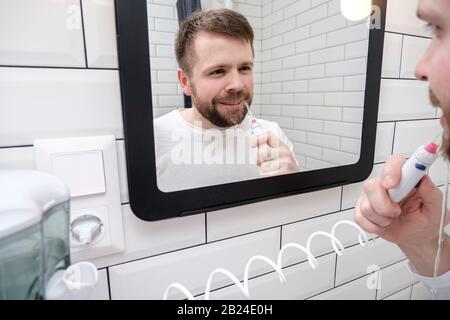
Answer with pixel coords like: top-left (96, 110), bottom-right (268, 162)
top-left (147, 0), bottom-right (263, 118)
top-left (260, 0), bottom-right (369, 170)
top-left (0, 0), bottom-right (444, 300)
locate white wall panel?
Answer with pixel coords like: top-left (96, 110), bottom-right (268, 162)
top-left (0, 0), bottom-right (85, 67)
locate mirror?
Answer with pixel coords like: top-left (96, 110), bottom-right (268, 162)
top-left (116, 0), bottom-right (386, 221)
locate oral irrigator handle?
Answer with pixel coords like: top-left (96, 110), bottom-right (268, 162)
top-left (388, 143), bottom-right (439, 203)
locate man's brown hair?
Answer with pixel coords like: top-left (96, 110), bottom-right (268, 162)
top-left (175, 8), bottom-right (254, 75)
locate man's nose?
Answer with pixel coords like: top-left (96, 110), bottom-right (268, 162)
top-left (226, 70), bottom-right (245, 92)
top-left (414, 52), bottom-right (429, 81)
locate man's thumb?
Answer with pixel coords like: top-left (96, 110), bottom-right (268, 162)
top-left (416, 175), bottom-right (443, 207)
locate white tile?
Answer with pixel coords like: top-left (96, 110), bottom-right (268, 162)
top-left (82, 0), bottom-right (118, 68)
top-left (307, 106), bottom-right (342, 121)
top-left (282, 53), bottom-right (309, 69)
top-left (374, 122), bottom-right (395, 163)
top-left (345, 40), bottom-right (369, 59)
top-left (207, 187), bottom-right (341, 242)
top-left (307, 132), bottom-right (340, 149)
top-left (282, 80), bottom-right (308, 93)
top-left (381, 33), bottom-right (403, 78)
top-left (376, 260), bottom-right (416, 299)
top-left (283, 0), bottom-right (311, 19)
top-left (393, 119), bottom-right (441, 158)
top-left (109, 228), bottom-right (280, 299)
top-left (199, 254), bottom-right (335, 300)
top-left (116, 140), bottom-right (128, 204)
top-left (235, 3), bottom-right (261, 18)
top-left (283, 26), bottom-right (312, 45)
top-left (293, 142), bottom-right (322, 159)
top-left (340, 137), bottom-right (361, 154)
top-left (341, 163), bottom-right (383, 210)
top-left (271, 43), bottom-right (296, 59)
top-left (429, 157), bottom-right (449, 187)
top-left (0, 147), bottom-right (35, 170)
top-left (295, 65), bottom-right (325, 80)
top-left (342, 108), bottom-right (363, 123)
top-left (309, 46), bottom-right (344, 65)
top-left (323, 121), bottom-right (362, 139)
top-left (310, 274), bottom-right (376, 300)
top-left (344, 75), bottom-right (366, 91)
top-left (326, 23), bottom-right (369, 47)
top-left (295, 93), bottom-right (324, 106)
top-left (296, 4), bottom-right (328, 27)
top-left (310, 15), bottom-right (346, 36)
top-left (385, 0), bottom-right (432, 38)
top-left (383, 286), bottom-right (412, 300)
top-left (281, 210), bottom-right (366, 267)
top-left (263, 9), bottom-right (283, 29)
top-left (411, 282), bottom-right (432, 300)
top-left (0, 0), bottom-right (85, 67)
top-left (322, 148), bottom-right (359, 165)
top-left (271, 17), bottom-right (296, 36)
top-left (309, 77), bottom-right (343, 92)
top-left (305, 158), bottom-right (335, 171)
top-left (378, 79), bottom-right (436, 121)
top-left (324, 92), bottom-right (364, 107)
top-left (0, 68), bottom-right (123, 147)
top-left (400, 36), bottom-right (431, 79)
top-left (90, 205), bottom-right (205, 269)
top-left (325, 58), bottom-right (367, 77)
top-left (89, 269), bottom-right (110, 300)
top-left (147, 4), bottom-right (175, 19)
top-left (271, 0), bottom-right (295, 12)
top-left (335, 238), bottom-right (405, 286)
top-left (295, 35), bottom-right (327, 54)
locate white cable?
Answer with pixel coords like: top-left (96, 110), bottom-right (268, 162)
top-left (162, 220), bottom-right (368, 300)
top-left (434, 160), bottom-right (449, 278)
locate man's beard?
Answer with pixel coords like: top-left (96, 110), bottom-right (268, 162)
top-left (430, 89), bottom-right (450, 159)
top-left (191, 85), bottom-right (251, 128)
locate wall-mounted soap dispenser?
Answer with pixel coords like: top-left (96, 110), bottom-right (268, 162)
top-left (0, 170), bottom-right (98, 300)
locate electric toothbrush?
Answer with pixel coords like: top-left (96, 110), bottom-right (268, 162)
top-left (388, 142), bottom-right (439, 203)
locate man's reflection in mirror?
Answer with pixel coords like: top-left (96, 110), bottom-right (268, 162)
top-left (154, 9), bottom-right (299, 192)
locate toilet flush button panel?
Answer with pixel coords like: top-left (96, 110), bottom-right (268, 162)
top-left (34, 135), bottom-right (124, 262)
top-left (51, 150), bottom-right (106, 197)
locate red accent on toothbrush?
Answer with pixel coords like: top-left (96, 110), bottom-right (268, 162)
top-left (425, 143), bottom-right (439, 154)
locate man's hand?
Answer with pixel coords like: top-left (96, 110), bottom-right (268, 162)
top-left (250, 132), bottom-right (299, 176)
top-left (354, 154), bottom-right (450, 276)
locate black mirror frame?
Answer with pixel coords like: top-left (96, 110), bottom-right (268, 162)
top-left (115, 0), bottom-right (387, 221)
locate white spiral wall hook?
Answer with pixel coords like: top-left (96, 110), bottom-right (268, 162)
top-left (204, 268), bottom-right (248, 300)
top-left (244, 255), bottom-right (287, 285)
top-left (163, 283), bottom-right (195, 300)
top-left (331, 220), bottom-right (369, 247)
top-left (277, 243), bottom-right (317, 270)
top-left (162, 220), bottom-right (368, 300)
top-left (306, 231), bottom-right (345, 256)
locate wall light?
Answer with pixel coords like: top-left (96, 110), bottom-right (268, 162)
top-left (340, 0), bottom-right (372, 21)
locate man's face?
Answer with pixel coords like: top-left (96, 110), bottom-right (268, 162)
top-left (415, 0), bottom-right (450, 157)
top-left (179, 31), bottom-right (254, 128)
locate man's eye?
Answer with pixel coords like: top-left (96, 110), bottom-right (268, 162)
top-left (211, 69), bottom-right (224, 75)
top-left (240, 66), bottom-right (252, 71)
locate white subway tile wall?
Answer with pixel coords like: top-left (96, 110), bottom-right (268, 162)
top-left (261, 0), bottom-right (369, 170)
top-left (0, 0), bottom-right (443, 300)
top-left (148, 0), bottom-right (263, 118)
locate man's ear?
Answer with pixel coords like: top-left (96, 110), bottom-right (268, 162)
top-left (178, 68), bottom-right (192, 96)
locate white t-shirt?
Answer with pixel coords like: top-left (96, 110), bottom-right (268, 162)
top-left (406, 261), bottom-right (450, 299)
top-left (154, 109), bottom-right (296, 192)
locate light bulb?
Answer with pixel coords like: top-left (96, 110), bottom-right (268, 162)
top-left (340, 0), bottom-right (372, 21)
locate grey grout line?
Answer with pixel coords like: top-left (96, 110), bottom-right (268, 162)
top-left (78, 0), bottom-right (89, 69)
